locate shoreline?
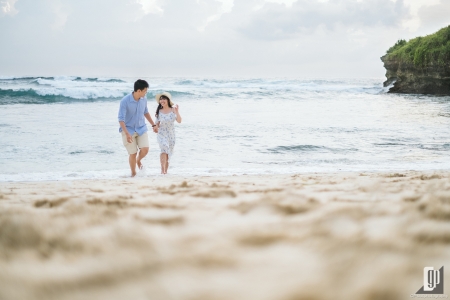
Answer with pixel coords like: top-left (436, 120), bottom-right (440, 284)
top-left (1, 171), bottom-right (449, 299)
top-left (2, 168), bottom-right (450, 184)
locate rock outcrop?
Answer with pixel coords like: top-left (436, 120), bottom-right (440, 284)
top-left (381, 26), bottom-right (450, 95)
top-left (381, 55), bottom-right (450, 94)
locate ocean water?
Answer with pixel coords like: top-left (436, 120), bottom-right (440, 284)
top-left (1, 76), bottom-right (450, 182)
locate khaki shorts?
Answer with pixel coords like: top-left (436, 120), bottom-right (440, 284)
top-left (121, 132), bottom-right (149, 155)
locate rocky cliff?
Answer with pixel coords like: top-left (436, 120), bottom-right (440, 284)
top-left (381, 25), bottom-right (450, 95)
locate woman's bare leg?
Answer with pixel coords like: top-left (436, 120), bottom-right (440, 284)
top-left (160, 153), bottom-right (165, 174)
top-left (165, 154), bottom-right (169, 174)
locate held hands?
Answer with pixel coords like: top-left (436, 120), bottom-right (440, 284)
top-left (152, 125), bottom-right (158, 133)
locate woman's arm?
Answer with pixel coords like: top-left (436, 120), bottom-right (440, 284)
top-left (173, 105), bottom-right (182, 123)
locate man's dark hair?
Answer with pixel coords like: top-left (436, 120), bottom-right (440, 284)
top-left (134, 79), bottom-right (149, 92)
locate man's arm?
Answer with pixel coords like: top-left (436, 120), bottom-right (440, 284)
top-left (144, 113), bottom-right (155, 126)
top-left (119, 121), bottom-right (132, 143)
top-left (118, 100), bottom-right (132, 143)
top-left (145, 113), bottom-right (158, 132)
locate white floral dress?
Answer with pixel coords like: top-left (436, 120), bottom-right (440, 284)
top-left (156, 111), bottom-right (177, 160)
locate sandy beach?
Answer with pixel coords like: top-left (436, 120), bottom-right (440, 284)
top-left (1, 171), bottom-right (449, 300)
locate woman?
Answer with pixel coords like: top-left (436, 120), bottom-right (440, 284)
top-left (155, 92), bottom-right (182, 174)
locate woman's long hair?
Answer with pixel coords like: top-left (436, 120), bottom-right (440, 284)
top-left (155, 95), bottom-right (172, 118)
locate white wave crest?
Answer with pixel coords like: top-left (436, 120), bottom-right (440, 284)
top-left (34, 87), bottom-right (128, 99)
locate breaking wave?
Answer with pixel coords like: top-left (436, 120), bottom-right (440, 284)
top-left (0, 76), bottom-right (127, 83)
top-left (0, 76), bottom-right (385, 104)
top-left (0, 88), bottom-right (127, 104)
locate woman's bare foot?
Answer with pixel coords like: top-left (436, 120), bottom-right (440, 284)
top-left (131, 171), bottom-right (137, 177)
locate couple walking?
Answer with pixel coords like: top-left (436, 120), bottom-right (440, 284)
top-left (118, 79), bottom-right (182, 176)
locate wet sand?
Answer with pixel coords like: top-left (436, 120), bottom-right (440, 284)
top-left (0, 171), bottom-right (449, 300)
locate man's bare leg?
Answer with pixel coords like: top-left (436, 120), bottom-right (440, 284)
top-left (137, 147), bottom-right (149, 170)
top-left (129, 153), bottom-right (138, 177)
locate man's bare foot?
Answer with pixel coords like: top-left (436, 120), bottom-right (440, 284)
top-left (137, 160), bottom-right (143, 170)
top-left (131, 172), bottom-right (137, 177)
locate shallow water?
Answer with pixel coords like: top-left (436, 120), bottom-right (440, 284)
top-left (1, 76), bottom-right (450, 181)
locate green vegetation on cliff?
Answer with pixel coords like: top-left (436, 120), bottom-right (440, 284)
top-left (385, 25), bottom-right (450, 68)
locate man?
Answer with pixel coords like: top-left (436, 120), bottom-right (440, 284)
top-left (118, 79), bottom-right (157, 177)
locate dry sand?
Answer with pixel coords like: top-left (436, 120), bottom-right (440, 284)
top-left (0, 171), bottom-right (449, 300)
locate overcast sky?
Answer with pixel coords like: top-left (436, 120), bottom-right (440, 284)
top-left (0, 0), bottom-right (448, 78)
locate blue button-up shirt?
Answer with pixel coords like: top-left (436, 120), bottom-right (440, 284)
top-left (118, 93), bottom-right (149, 136)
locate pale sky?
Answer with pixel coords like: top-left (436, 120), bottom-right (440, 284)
top-left (0, 0), bottom-right (448, 78)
